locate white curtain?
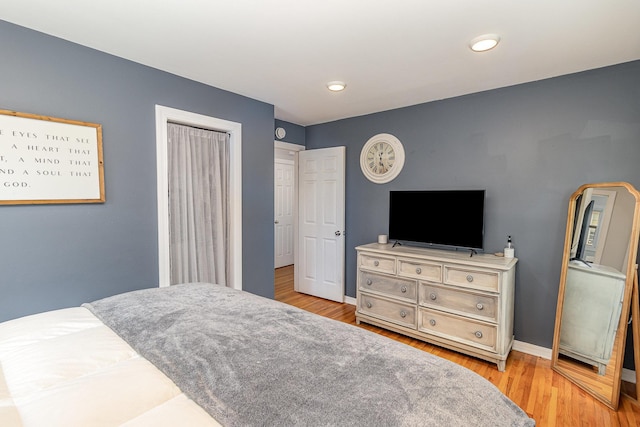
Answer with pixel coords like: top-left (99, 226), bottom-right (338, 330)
top-left (167, 123), bottom-right (230, 286)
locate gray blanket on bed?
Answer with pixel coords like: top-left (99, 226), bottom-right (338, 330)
top-left (83, 283), bottom-right (534, 427)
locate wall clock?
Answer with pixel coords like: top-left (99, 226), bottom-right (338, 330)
top-left (275, 127), bottom-right (286, 139)
top-left (360, 133), bottom-right (405, 184)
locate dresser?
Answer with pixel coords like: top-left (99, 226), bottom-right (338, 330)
top-left (355, 243), bottom-right (518, 371)
top-left (559, 261), bottom-right (626, 375)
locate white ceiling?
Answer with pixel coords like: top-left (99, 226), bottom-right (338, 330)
top-left (2, 1), bottom-right (639, 126)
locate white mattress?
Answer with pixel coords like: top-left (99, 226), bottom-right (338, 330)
top-left (0, 307), bottom-right (221, 427)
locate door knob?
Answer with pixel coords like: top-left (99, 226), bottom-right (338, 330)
top-left (335, 231), bottom-right (341, 236)
top-left (274, 220), bottom-right (279, 224)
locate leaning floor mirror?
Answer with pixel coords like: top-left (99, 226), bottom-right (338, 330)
top-left (552, 182), bottom-right (640, 409)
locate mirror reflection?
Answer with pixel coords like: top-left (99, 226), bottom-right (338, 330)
top-left (552, 182), bottom-right (640, 410)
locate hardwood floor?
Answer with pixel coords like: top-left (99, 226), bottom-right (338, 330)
top-left (274, 265), bottom-right (640, 426)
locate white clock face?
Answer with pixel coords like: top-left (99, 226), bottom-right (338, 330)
top-left (366, 141), bottom-right (395, 175)
top-left (360, 134), bottom-right (405, 184)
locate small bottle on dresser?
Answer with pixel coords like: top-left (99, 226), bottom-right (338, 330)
top-left (504, 235), bottom-right (515, 259)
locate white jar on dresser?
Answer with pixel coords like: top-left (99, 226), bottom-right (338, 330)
top-left (355, 242), bottom-right (518, 371)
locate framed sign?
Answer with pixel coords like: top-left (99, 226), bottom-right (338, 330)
top-left (0, 109), bottom-right (105, 205)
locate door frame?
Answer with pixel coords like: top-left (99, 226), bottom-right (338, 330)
top-left (274, 140), bottom-right (304, 284)
top-left (274, 158), bottom-right (295, 268)
top-left (156, 105), bottom-right (242, 289)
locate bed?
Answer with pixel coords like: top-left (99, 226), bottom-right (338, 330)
top-left (1, 283), bottom-right (534, 426)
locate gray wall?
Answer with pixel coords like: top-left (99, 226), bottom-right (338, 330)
top-left (0, 20), bottom-right (275, 322)
top-left (275, 119), bottom-right (305, 146)
top-left (305, 60), bottom-right (640, 349)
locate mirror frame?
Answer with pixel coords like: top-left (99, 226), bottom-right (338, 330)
top-left (552, 182), bottom-right (640, 409)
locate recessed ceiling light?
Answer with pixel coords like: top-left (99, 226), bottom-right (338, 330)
top-left (469, 34), bottom-right (500, 52)
top-left (327, 81), bottom-right (346, 91)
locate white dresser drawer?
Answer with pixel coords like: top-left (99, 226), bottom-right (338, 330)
top-left (419, 283), bottom-right (498, 323)
top-left (358, 293), bottom-right (416, 329)
top-left (359, 252), bottom-right (396, 275)
top-left (418, 308), bottom-right (497, 351)
top-left (359, 271), bottom-right (417, 302)
top-left (444, 265), bottom-right (499, 292)
top-left (397, 258), bottom-right (442, 282)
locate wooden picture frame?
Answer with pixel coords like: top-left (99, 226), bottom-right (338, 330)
top-left (0, 109), bottom-right (105, 205)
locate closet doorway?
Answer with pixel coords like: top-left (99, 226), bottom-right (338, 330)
top-left (274, 141), bottom-right (304, 268)
top-left (274, 141), bottom-right (304, 269)
top-left (156, 105), bottom-right (242, 289)
top-left (274, 158), bottom-right (295, 268)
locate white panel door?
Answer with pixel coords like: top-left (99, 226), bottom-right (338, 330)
top-left (274, 160), bottom-right (295, 267)
top-left (296, 147), bottom-right (345, 302)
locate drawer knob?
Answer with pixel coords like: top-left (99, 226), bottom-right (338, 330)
top-left (429, 293), bottom-right (437, 301)
top-left (416, 267), bottom-right (422, 274)
top-left (475, 331), bottom-right (483, 339)
top-left (429, 319), bottom-right (436, 326)
top-left (366, 302), bottom-right (372, 308)
top-left (400, 310), bottom-right (407, 318)
top-left (400, 285), bottom-right (408, 293)
top-left (476, 303), bottom-right (484, 310)
top-left (366, 279), bottom-right (372, 286)
top-left (374, 260), bottom-right (380, 266)
top-left (466, 274), bottom-right (474, 282)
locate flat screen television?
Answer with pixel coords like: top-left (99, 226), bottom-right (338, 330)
top-left (570, 198), bottom-right (594, 265)
top-left (389, 190), bottom-right (485, 250)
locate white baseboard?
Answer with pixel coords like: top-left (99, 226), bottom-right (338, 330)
top-left (623, 368), bottom-right (637, 384)
top-left (342, 299), bottom-right (637, 384)
top-left (512, 340), bottom-right (553, 360)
